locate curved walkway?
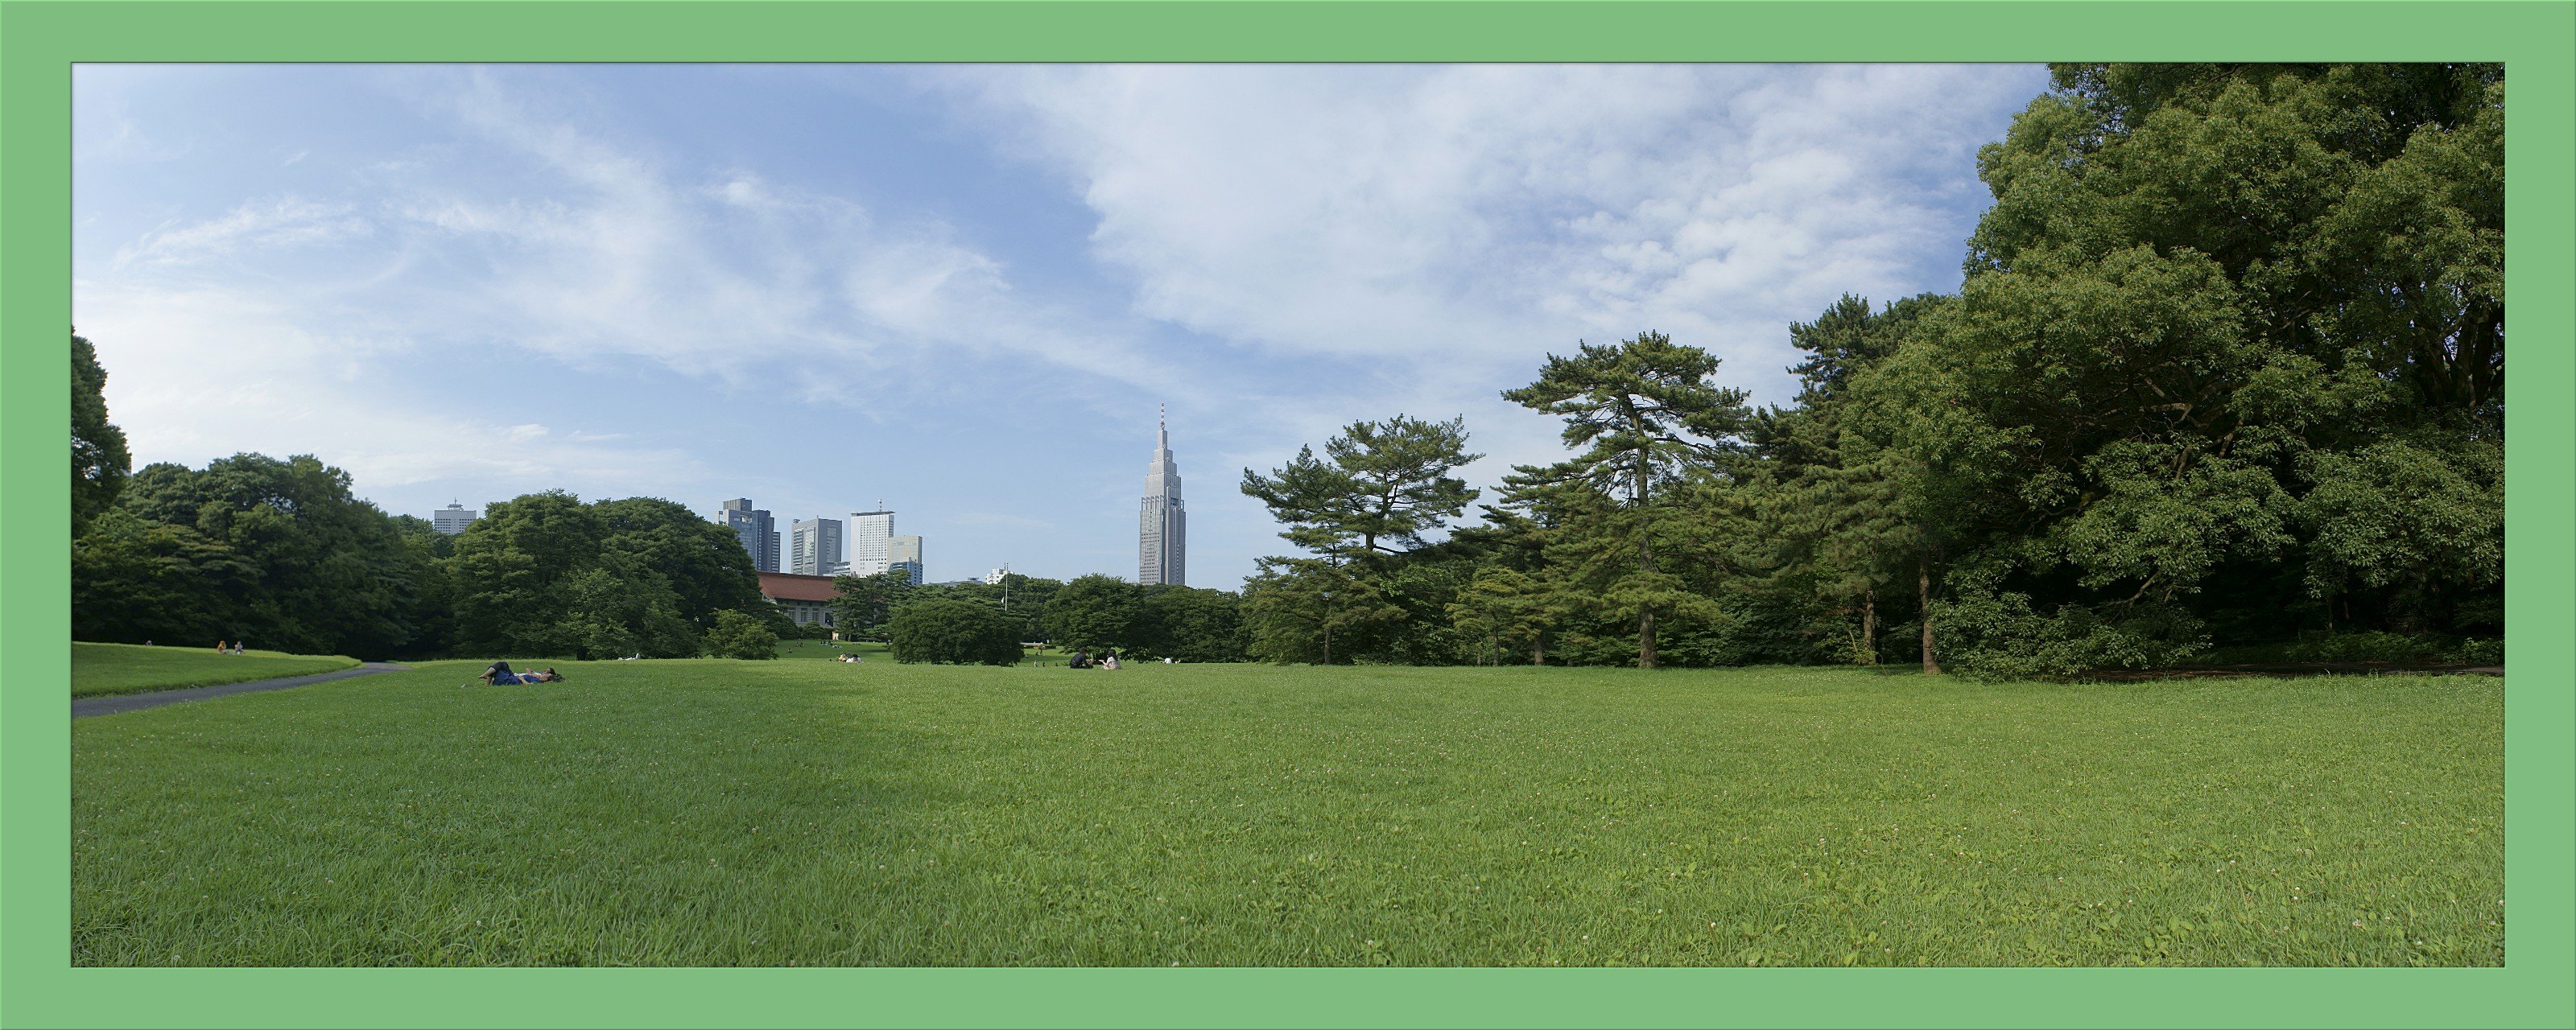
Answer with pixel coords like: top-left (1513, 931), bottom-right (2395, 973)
top-left (73, 662), bottom-right (413, 719)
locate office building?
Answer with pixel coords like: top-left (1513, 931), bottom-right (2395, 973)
top-left (1140, 407), bottom-right (1187, 586)
top-left (431, 501), bottom-right (480, 535)
top-left (790, 517), bottom-right (844, 577)
top-left (890, 535), bottom-right (924, 587)
top-left (847, 507), bottom-right (895, 576)
top-left (716, 498), bottom-right (781, 573)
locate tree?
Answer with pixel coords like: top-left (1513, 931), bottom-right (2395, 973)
top-left (1135, 586), bottom-right (1249, 663)
top-left (890, 599), bottom-right (1022, 665)
top-left (592, 496), bottom-right (767, 627)
top-left (1042, 574), bottom-right (1140, 652)
top-left (1241, 414), bottom-right (1482, 562)
top-left (108, 454), bottom-right (420, 658)
top-left (828, 566), bottom-right (914, 641)
top-left (1241, 557), bottom-right (1403, 665)
top-left (71, 332), bottom-right (131, 539)
top-left (703, 609), bottom-right (780, 660)
top-left (1447, 565), bottom-right (1563, 665)
top-left (1792, 62), bottom-right (2508, 676)
top-left (448, 491), bottom-right (603, 657)
top-left (71, 509), bottom-right (258, 647)
top-left (1501, 331), bottom-right (1751, 668)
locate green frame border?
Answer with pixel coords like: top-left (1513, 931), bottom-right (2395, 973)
top-left (5, 2), bottom-right (2570, 1028)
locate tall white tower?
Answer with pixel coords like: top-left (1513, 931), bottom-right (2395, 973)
top-left (1140, 406), bottom-right (1187, 586)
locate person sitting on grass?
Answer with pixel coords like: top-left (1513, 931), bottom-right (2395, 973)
top-left (1068, 649), bottom-right (1092, 670)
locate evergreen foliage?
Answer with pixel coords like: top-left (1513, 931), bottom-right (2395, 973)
top-left (888, 598), bottom-right (1022, 665)
top-left (703, 609), bottom-right (781, 660)
top-left (1236, 63), bottom-right (2506, 677)
top-left (71, 332), bottom-right (132, 539)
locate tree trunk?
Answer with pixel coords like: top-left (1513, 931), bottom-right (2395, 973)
top-left (1532, 635), bottom-right (1545, 666)
top-left (1861, 587), bottom-right (1877, 665)
top-left (1633, 410), bottom-right (1657, 670)
top-left (1918, 557), bottom-right (1940, 675)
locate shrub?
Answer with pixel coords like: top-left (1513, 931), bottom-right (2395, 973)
top-left (2284, 631), bottom-right (2444, 664)
top-left (889, 599), bottom-right (1022, 666)
top-left (2457, 638), bottom-right (2504, 665)
top-left (704, 609), bottom-right (780, 660)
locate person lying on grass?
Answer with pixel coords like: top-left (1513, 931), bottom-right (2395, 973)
top-left (469, 662), bottom-right (566, 687)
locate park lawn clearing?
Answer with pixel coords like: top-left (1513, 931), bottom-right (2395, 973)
top-left (72, 661), bottom-right (2501, 966)
top-left (71, 641), bottom-right (361, 699)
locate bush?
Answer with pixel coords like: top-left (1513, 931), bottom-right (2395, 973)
top-left (2284, 631), bottom-right (2444, 664)
top-left (2457, 638), bottom-right (2504, 665)
top-left (1937, 590), bottom-right (2207, 680)
top-left (704, 609), bottom-right (780, 660)
top-left (889, 599), bottom-right (1022, 665)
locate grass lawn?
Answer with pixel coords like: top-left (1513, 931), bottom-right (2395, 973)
top-left (71, 661), bottom-right (2502, 966)
top-left (71, 641), bottom-right (361, 699)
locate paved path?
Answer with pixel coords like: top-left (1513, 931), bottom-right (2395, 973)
top-left (73, 662), bottom-right (413, 719)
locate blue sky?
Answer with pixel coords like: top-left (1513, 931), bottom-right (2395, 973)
top-left (73, 64), bottom-right (2050, 588)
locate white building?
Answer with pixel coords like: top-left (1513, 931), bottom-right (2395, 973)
top-left (983, 566), bottom-right (1010, 585)
top-left (1140, 408), bottom-right (1187, 586)
top-left (431, 501), bottom-right (480, 535)
top-left (789, 517), bottom-right (843, 577)
top-left (847, 508), bottom-right (895, 576)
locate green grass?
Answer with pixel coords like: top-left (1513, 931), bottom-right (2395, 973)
top-left (71, 641), bottom-right (361, 699)
top-left (70, 661), bottom-right (2502, 966)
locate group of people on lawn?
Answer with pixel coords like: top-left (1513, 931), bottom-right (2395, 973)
top-left (1066, 649), bottom-right (1174, 669)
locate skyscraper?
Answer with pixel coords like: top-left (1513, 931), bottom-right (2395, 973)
top-left (790, 517), bottom-right (844, 577)
top-left (847, 507), bottom-right (895, 576)
top-left (431, 501), bottom-right (480, 534)
top-left (1140, 406), bottom-right (1187, 586)
top-left (889, 535), bottom-right (924, 587)
top-left (716, 498), bottom-right (781, 573)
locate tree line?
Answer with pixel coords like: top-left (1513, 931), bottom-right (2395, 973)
top-left (1238, 64), bottom-right (2504, 676)
top-left (826, 569), bottom-right (1249, 664)
top-left (70, 348), bottom-right (1254, 663)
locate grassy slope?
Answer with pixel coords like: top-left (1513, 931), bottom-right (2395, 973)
top-left (71, 642), bottom-right (361, 699)
top-left (71, 661), bottom-right (2502, 966)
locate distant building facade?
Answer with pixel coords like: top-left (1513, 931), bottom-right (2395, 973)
top-left (431, 501), bottom-right (480, 535)
top-left (717, 498), bottom-right (782, 573)
top-left (983, 566), bottom-right (1010, 585)
top-left (1140, 409), bottom-right (1187, 586)
top-left (890, 535), bottom-right (925, 587)
top-left (847, 509), bottom-right (895, 576)
top-left (757, 571), bottom-right (839, 628)
top-left (790, 517), bottom-right (844, 577)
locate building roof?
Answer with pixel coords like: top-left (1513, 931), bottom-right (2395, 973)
top-left (758, 571), bottom-right (841, 603)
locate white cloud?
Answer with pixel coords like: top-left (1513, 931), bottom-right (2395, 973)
top-left (73, 278), bottom-right (705, 498)
top-left (933, 64), bottom-right (2037, 434)
top-left (118, 196), bottom-right (374, 267)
